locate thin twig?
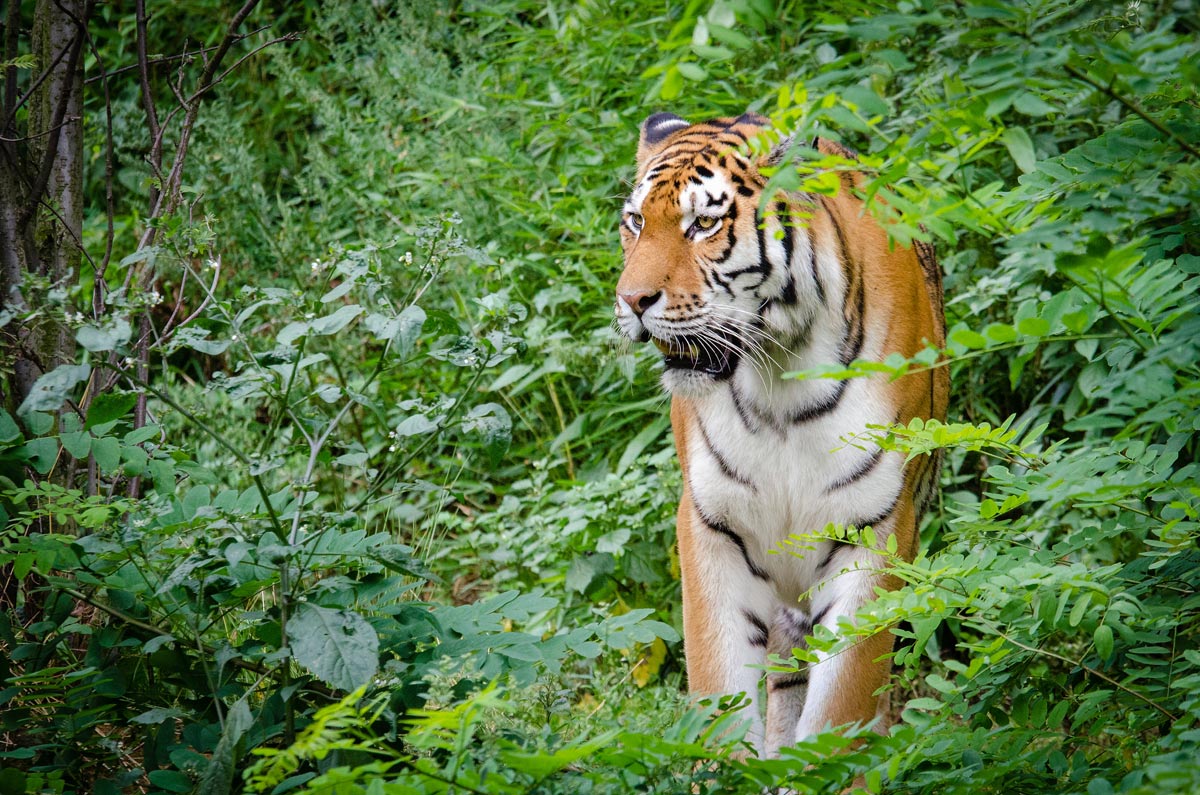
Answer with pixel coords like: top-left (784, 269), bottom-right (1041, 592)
top-left (80, 19), bottom-right (116, 285)
top-left (135, 0), bottom-right (161, 211)
top-left (993, 628), bottom-right (1179, 723)
top-left (0, 115), bottom-right (79, 142)
top-left (1063, 63), bottom-right (1200, 161)
top-left (82, 26), bottom-right (271, 84)
top-left (191, 32), bottom-right (301, 103)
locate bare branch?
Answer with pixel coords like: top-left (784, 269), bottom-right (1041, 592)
top-left (82, 26), bottom-right (271, 84)
top-left (142, 0), bottom-right (270, 245)
top-left (1063, 62), bottom-right (1200, 161)
top-left (189, 32), bottom-right (301, 104)
top-left (135, 0), bottom-right (161, 211)
top-left (0, 115), bottom-right (79, 142)
top-left (81, 23), bottom-right (115, 285)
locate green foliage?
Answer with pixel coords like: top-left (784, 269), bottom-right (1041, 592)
top-left (2, 0), bottom-right (1197, 793)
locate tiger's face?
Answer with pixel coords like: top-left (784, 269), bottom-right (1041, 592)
top-left (616, 112), bottom-right (805, 396)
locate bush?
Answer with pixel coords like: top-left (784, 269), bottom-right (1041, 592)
top-left (1, 0), bottom-right (1196, 793)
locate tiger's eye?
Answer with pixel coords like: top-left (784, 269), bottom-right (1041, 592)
top-left (695, 215), bottom-right (718, 230)
top-left (629, 212), bottom-right (644, 231)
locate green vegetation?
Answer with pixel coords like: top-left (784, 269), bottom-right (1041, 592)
top-left (1, 0), bottom-right (1197, 793)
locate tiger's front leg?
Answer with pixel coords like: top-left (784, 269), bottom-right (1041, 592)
top-left (676, 489), bottom-right (778, 754)
top-left (793, 507), bottom-right (915, 742)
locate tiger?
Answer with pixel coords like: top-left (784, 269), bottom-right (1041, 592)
top-left (615, 111), bottom-right (948, 757)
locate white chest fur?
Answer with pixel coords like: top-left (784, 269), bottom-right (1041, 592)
top-left (684, 367), bottom-right (903, 604)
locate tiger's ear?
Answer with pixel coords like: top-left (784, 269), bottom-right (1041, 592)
top-left (759, 133), bottom-right (796, 170)
top-left (637, 112), bottom-right (690, 165)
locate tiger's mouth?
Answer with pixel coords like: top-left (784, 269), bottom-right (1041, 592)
top-left (650, 335), bottom-right (739, 380)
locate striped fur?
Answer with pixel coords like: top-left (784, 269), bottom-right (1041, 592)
top-left (616, 113), bottom-right (948, 757)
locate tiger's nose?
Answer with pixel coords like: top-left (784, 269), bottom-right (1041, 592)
top-left (618, 290), bottom-right (662, 316)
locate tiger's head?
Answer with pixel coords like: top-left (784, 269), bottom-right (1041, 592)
top-left (616, 112), bottom-right (816, 396)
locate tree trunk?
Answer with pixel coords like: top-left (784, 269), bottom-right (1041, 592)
top-left (0, 0), bottom-right (85, 410)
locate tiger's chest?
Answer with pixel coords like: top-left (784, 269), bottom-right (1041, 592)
top-left (680, 370), bottom-right (904, 602)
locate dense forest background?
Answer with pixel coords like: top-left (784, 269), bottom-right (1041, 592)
top-left (1, 0), bottom-right (1198, 793)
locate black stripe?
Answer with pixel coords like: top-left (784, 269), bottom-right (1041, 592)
top-left (776, 201), bottom-right (793, 272)
top-left (820, 541), bottom-right (849, 570)
top-left (825, 205), bottom-right (866, 366)
top-left (854, 490), bottom-right (901, 530)
top-left (789, 379), bottom-right (848, 424)
top-left (745, 610), bottom-right (770, 647)
top-left (827, 448), bottom-right (884, 491)
top-left (839, 282), bottom-right (865, 365)
top-left (709, 202), bottom-right (740, 264)
top-left (811, 602), bottom-right (833, 626)
top-left (769, 675), bottom-right (809, 691)
top-left (710, 268), bottom-right (732, 293)
top-left (736, 185), bottom-right (755, 197)
top-left (695, 164), bottom-right (714, 178)
top-left (696, 418), bottom-right (756, 490)
top-left (809, 238), bottom-right (825, 305)
top-left (729, 383), bottom-right (758, 433)
top-left (779, 272), bottom-right (798, 305)
top-left (695, 503), bottom-right (769, 581)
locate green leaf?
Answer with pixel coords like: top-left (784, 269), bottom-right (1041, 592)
top-left (0, 410), bottom-right (21, 443)
top-left (170, 327), bottom-right (232, 355)
top-left (393, 414), bottom-right (437, 437)
top-left (950, 328), bottom-right (988, 350)
top-left (464, 402), bottom-right (511, 465)
top-left (20, 438), bottom-right (59, 474)
top-left (661, 65), bottom-right (683, 100)
top-left (984, 323), bottom-right (1017, 343)
top-left (309, 305), bottom-right (363, 335)
top-left (60, 430), bottom-right (91, 459)
top-left (1000, 126), bottom-right (1036, 173)
top-left (86, 392), bottom-right (137, 428)
top-left (92, 437), bottom-right (121, 473)
top-left (18, 364), bottom-right (91, 415)
top-left (1014, 92), bottom-right (1057, 116)
top-left (566, 553), bottom-right (615, 594)
top-left (1093, 624), bottom-right (1114, 660)
top-left (288, 604), bottom-right (379, 691)
top-left (196, 698), bottom-right (253, 795)
top-left (76, 318), bottom-right (132, 353)
top-left (1017, 317), bottom-right (1051, 337)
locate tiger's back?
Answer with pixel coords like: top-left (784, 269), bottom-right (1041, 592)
top-left (616, 112), bottom-right (947, 756)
